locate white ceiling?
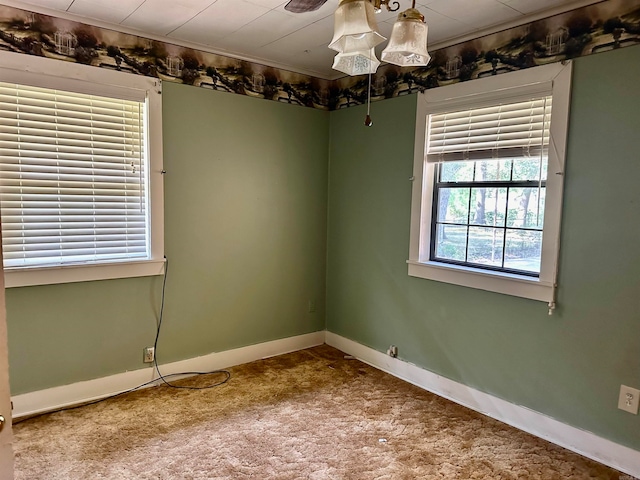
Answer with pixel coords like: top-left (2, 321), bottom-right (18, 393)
top-left (5, 0), bottom-right (600, 79)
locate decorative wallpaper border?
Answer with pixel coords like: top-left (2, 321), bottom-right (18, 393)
top-left (0, 0), bottom-right (638, 111)
top-left (334, 0), bottom-right (640, 109)
top-left (0, 5), bottom-right (333, 109)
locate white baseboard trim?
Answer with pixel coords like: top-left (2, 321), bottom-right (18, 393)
top-left (12, 331), bottom-right (326, 419)
top-left (326, 332), bottom-right (640, 478)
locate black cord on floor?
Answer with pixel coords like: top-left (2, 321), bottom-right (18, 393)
top-left (14, 256), bottom-right (230, 425)
top-left (13, 376), bottom-right (166, 425)
top-left (151, 257), bottom-right (230, 390)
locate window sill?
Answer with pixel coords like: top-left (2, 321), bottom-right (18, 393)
top-left (4, 259), bottom-right (166, 288)
top-left (407, 260), bottom-right (554, 302)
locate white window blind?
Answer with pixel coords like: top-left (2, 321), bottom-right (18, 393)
top-left (0, 82), bottom-right (148, 269)
top-left (426, 96), bottom-right (552, 162)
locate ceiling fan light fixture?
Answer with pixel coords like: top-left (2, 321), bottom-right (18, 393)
top-left (329, 0), bottom-right (386, 53)
top-left (332, 48), bottom-right (381, 76)
top-left (381, 8), bottom-right (430, 66)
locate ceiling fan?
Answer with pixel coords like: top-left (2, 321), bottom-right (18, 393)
top-left (284, 0), bottom-right (329, 13)
top-left (284, 0), bottom-right (401, 14)
top-left (285, 0), bottom-right (430, 83)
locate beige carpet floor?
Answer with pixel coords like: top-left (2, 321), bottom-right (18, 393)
top-left (13, 345), bottom-right (624, 479)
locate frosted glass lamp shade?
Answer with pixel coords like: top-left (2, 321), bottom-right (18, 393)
top-left (381, 8), bottom-right (431, 66)
top-left (332, 49), bottom-right (381, 76)
top-left (329, 0), bottom-right (386, 53)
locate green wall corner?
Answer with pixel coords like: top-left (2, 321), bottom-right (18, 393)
top-left (4, 43), bottom-right (640, 455)
top-left (6, 83), bottom-right (329, 394)
top-left (326, 45), bottom-right (640, 450)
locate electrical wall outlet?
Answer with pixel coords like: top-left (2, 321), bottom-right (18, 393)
top-left (143, 347), bottom-right (155, 363)
top-left (618, 385), bottom-right (640, 414)
top-left (387, 345), bottom-right (398, 358)
top-left (308, 300), bottom-right (316, 313)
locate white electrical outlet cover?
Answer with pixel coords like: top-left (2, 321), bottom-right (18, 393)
top-left (618, 385), bottom-right (640, 414)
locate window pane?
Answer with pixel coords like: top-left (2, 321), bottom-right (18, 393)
top-left (434, 224), bottom-right (467, 262)
top-left (506, 187), bottom-right (545, 229)
top-left (436, 187), bottom-right (470, 224)
top-left (512, 157), bottom-right (547, 181)
top-left (473, 159), bottom-right (512, 182)
top-left (504, 229), bottom-right (542, 273)
top-left (440, 161), bottom-right (474, 182)
top-left (467, 226), bottom-right (504, 267)
top-left (470, 187), bottom-right (507, 227)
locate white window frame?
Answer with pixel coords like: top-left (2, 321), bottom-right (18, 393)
top-left (408, 62), bottom-right (572, 303)
top-left (0, 51), bottom-right (164, 288)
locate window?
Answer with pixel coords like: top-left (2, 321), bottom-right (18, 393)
top-left (408, 63), bottom-right (572, 302)
top-left (429, 96), bottom-right (551, 277)
top-left (0, 52), bottom-right (164, 287)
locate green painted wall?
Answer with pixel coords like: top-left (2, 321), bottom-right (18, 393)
top-left (4, 41), bottom-right (639, 453)
top-left (6, 83), bottom-right (329, 394)
top-left (326, 45), bottom-right (640, 450)
top-left (160, 83), bottom-right (328, 358)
